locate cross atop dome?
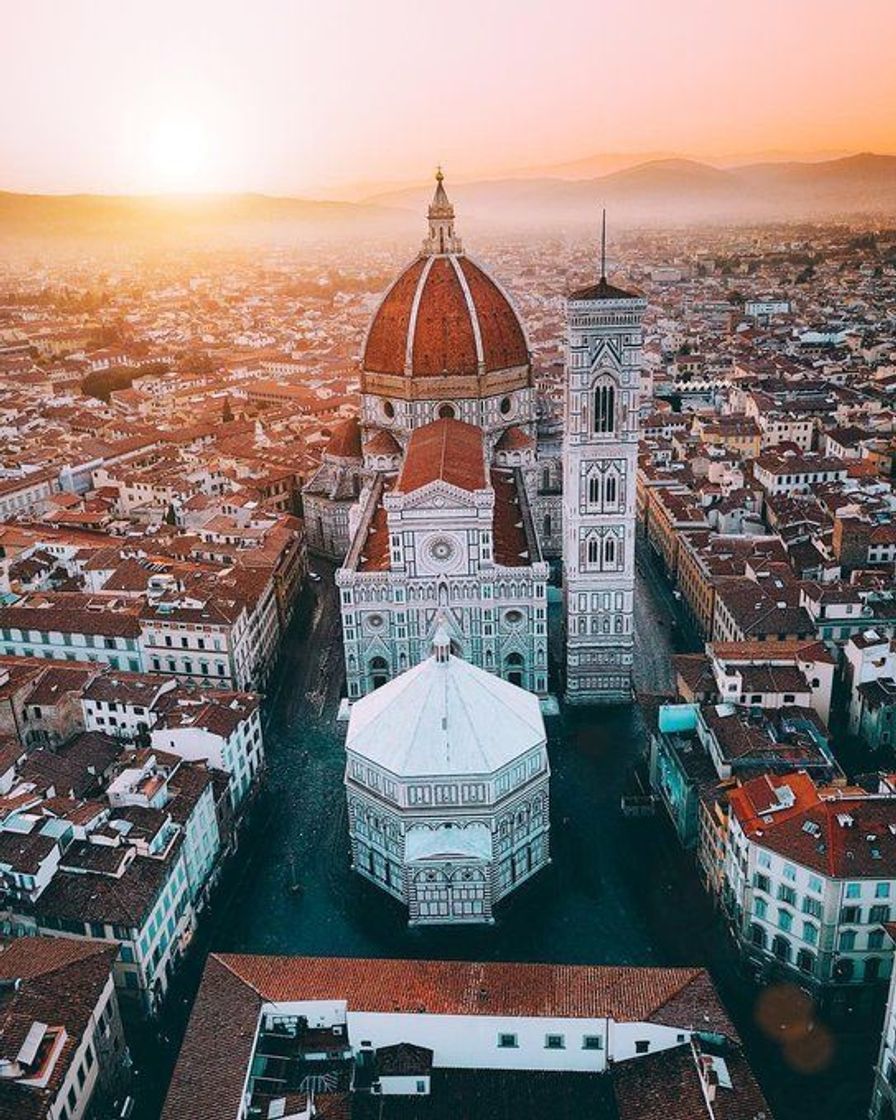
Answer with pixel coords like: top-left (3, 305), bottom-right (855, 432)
top-left (423, 166), bottom-right (463, 256)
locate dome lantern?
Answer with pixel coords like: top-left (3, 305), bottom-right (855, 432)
top-left (423, 166), bottom-right (462, 256)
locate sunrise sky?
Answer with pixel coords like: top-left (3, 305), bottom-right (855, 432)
top-left (3, 0), bottom-right (896, 198)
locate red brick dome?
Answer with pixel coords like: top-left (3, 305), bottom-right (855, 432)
top-left (363, 254), bottom-right (529, 380)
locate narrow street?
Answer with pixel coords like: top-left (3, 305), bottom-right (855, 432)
top-left (139, 552), bottom-right (877, 1120)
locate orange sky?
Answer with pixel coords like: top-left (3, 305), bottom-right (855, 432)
top-left (3, 0), bottom-right (895, 196)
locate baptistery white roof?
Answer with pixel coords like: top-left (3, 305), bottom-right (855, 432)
top-left (345, 651), bottom-right (546, 778)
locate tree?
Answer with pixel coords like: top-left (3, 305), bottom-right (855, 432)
top-left (222, 397), bottom-right (235, 423)
top-left (164, 503), bottom-right (177, 526)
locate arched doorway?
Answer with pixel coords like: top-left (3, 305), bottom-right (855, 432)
top-left (369, 656), bottom-right (389, 690)
top-left (505, 652), bottom-right (524, 688)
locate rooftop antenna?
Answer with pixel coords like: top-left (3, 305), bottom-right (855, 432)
top-left (600, 207), bottom-right (607, 283)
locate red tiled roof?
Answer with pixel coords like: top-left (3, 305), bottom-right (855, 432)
top-left (364, 429), bottom-right (402, 456)
top-left (491, 469), bottom-right (530, 567)
top-left (357, 490), bottom-right (391, 573)
top-left (396, 419), bottom-right (486, 493)
top-left (216, 954), bottom-right (730, 1025)
top-left (709, 639), bottom-right (835, 665)
top-left (325, 416), bottom-right (362, 460)
top-left (495, 425), bottom-right (535, 452)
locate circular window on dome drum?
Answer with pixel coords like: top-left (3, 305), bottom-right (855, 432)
top-left (500, 396), bottom-right (513, 416)
top-left (382, 400), bottom-right (395, 420)
top-left (437, 403), bottom-right (456, 420)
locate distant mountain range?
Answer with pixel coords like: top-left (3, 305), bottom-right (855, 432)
top-left (1, 154), bottom-right (894, 244)
top-left (365, 154), bottom-right (896, 225)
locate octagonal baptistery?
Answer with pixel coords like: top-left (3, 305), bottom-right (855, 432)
top-left (360, 171), bottom-right (536, 446)
top-left (344, 627), bottom-right (550, 926)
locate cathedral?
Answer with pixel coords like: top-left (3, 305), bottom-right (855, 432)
top-left (307, 172), bottom-right (644, 705)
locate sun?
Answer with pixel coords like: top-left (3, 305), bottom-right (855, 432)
top-left (145, 114), bottom-right (212, 193)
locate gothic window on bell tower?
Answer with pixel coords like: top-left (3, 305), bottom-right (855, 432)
top-left (587, 537), bottom-right (599, 566)
top-left (605, 473), bottom-right (617, 506)
top-left (593, 378), bottom-right (616, 435)
top-left (604, 536), bottom-right (616, 566)
top-left (588, 474), bottom-right (600, 504)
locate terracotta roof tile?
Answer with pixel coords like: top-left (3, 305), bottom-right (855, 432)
top-left (363, 258), bottom-right (427, 375)
top-left (396, 419), bottom-right (485, 493)
top-left (211, 953), bottom-right (730, 1026)
top-left (325, 417), bottom-right (362, 460)
top-left (411, 257), bottom-right (478, 376)
top-left (495, 425), bottom-right (535, 452)
top-left (458, 257), bottom-right (528, 371)
top-left (491, 470), bottom-right (529, 567)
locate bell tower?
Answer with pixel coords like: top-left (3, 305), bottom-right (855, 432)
top-left (562, 215), bottom-right (645, 705)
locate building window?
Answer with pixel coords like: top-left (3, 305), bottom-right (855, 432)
top-left (778, 884), bottom-right (796, 906)
top-left (797, 949), bottom-right (816, 975)
top-left (498, 1033), bottom-right (518, 1048)
top-left (802, 896), bottom-right (823, 920)
top-left (545, 1035), bottom-right (565, 1050)
top-left (593, 380), bottom-right (616, 435)
top-left (582, 1035), bottom-right (603, 1050)
top-left (635, 1040), bottom-right (650, 1054)
top-left (772, 935), bottom-right (791, 962)
top-left (605, 474), bottom-right (617, 504)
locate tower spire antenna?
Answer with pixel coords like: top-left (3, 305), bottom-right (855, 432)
top-left (600, 207), bottom-right (607, 283)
